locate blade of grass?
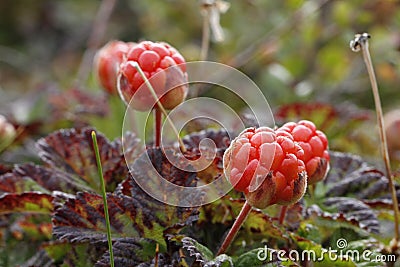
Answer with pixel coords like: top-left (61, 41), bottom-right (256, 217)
top-left (350, 33), bottom-right (400, 242)
top-left (91, 131), bottom-right (114, 267)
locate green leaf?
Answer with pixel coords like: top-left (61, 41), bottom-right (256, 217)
top-left (234, 248), bottom-right (298, 267)
top-left (339, 239), bottom-right (385, 267)
top-left (182, 237), bottom-right (233, 266)
top-left (40, 241), bottom-right (106, 267)
top-left (290, 233), bottom-right (357, 267)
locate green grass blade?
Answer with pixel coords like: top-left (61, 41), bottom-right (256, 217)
top-left (91, 131), bottom-right (114, 267)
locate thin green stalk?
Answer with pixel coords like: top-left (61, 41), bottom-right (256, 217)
top-left (350, 33), bottom-right (400, 242)
top-left (91, 131), bottom-right (114, 267)
top-left (131, 62), bottom-right (186, 152)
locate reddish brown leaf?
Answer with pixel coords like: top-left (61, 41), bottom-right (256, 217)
top-left (53, 190), bottom-right (198, 249)
top-left (0, 163), bottom-right (92, 194)
top-left (0, 192), bottom-right (53, 214)
top-left (36, 127), bottom-right (140, 192)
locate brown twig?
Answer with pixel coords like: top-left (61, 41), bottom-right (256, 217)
top-left (350, 33), bottom-right (400, 242)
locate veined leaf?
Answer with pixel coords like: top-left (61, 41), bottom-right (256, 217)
top-left (36, 127), bottom-right (140, 192)
top-left (95, 238), bottom-right (157, 267)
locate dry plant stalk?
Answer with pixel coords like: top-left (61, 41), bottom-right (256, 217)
top-left (350, 33), bottom-right (400, 242)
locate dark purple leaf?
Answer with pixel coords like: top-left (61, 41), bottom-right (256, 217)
top-left (95, 238), bottom-right (157, 267)
top-left (36, 127), bottom-right (140, 191)
top-left (325, 151), bottom-right (400, 201)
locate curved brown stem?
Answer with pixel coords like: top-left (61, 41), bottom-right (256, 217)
top-left (217, 200), bottom-right (252, 255)
top-left (278, 205), bottom-right (288, 225)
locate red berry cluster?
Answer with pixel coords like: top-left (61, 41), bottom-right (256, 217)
top-left (118, 41), bottom-right (188, 111)
top-left (223, 121), bottom-right (329, 209)
top-left (278, 120), bottom-right (330, 184)
top-left (94, 41), bottom-right (135, 94)
top-left (223, 127), bottom-right (307, 209)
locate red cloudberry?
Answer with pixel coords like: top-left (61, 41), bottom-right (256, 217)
top-left (118, 41), bottom-right (188, 111)
top-left (94, 40), bottom-right (135, 94)
top-left (223, 127), bottom-right (307, 209)
top-left (278, 120), bottom-right (330, 184)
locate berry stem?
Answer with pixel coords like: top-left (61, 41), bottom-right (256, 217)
top-left (217, 200), bottom-right (252, 255)
top-left (200, 1), bottom-right (211, 61)
top-left (91, 131), bottom-right (114, 267)
top-left (350, 33), bottom-right (400, 242)
top-left (132, 62), bottom-right (186, 153)
top-left (278, 205), bottom-right (288, 225)
top-left (154, 108), bottom-right (162, 148)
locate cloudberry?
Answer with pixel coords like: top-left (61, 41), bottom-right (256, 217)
top-left (278, 120), bottom-right (330, 184)
top-left (94, 40), bottom-right (135, 94)
top-left (223, 127), bottom-right (307, 209)
top-left (118, 41), bottom-right (188, 111)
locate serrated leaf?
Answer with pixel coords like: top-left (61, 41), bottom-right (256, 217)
top-left (182, 237), bottom-right (233, 267)
top-left (0, 192), bottom-right (53, 214)
top-left (306, 202), bottom-right (378, 235)
top-left (0, 163), bottom-right (92, 194)
top-left (53, 189), bottom-right (198, 250)
top-left (36, 127), bottom-right (140, 192)
top-left (95, 238), bottom-right (157, 267)
top-left (324, 152), bottom-right (400, 201)
top-left (323, 197), bottom-right (380, 233)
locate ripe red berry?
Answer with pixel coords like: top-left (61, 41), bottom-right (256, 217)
top-left (94, 40), bottom-right (135, 94)
top-left (118, 41), bottom-right (188, 111)
top-left (223, 127), bottom-right (307, 209)
top-left (278, 120), bottom-right (330, 184)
